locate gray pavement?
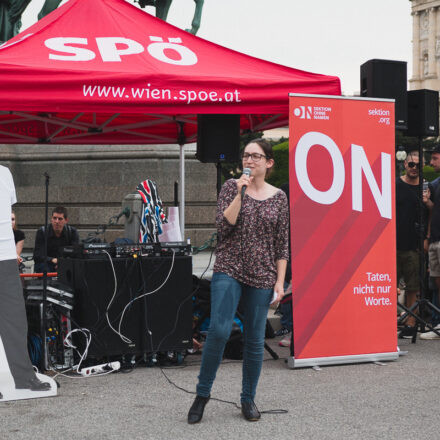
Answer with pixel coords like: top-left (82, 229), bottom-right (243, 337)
top-left (1, 252), bottom-right (439, 439)
top-left (0, 338), bottom-right (439, 440)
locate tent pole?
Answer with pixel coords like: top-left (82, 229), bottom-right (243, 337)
top-left (179, 143), bottom-right (185, 239)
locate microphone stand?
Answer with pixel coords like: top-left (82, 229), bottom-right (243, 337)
top-left (216, 162), bottom-right (222, 197)
top-left (41, 172), bottom-right (50, 369)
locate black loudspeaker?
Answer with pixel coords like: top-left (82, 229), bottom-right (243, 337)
top-left (406, 89), bottom-right (439, 137)
top-left (196, 114), bottom-right (241, 163)
top-left (58, 256), bottom-right (193, 359)
top-left (360, 59), bottom-right (407, 129)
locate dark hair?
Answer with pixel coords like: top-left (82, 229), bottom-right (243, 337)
top-left (11, 210), bottom-right (17, 230)
top-left (52, 206), bottom-right (68, 219)
top-left (245, 138), bottom-right (273, 160)
top-left (406, 150), bottom-right (419, 158)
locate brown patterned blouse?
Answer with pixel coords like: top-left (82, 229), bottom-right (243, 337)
top-left (213, 179), bottom-right (290, 289)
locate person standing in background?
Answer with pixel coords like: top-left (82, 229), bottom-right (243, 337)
top-left (11, 210), bottom-right (24, 264)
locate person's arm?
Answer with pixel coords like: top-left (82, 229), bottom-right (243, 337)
top-left (424, 184), bottom-right (435, 251)
top-left (272, 193), bottom-right (290, 303)
top-left (425, 206), bottom-right (432, 253)
top-left (216, 179), bottom-right (246, 240)
top-left (424, 186), bottom-right (433, 210)
top-left (273, 259), bottom-right (287, 303)
top-left (16, 239), bottom-right (24, 258)
top-left (222, 174), bottom-right (252, 225)
top-left (223, 194), bottom-right (243, 226)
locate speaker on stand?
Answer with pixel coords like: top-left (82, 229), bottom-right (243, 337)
top-left (196, 114), bottom-right (241, 196)
top-left (406, 89), bottom-right (439, 138)
top-left (360, 59), bottom-right (408, 130)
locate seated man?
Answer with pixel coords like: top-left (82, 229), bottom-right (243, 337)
top-left (33, 206), bottom-right (79, 273)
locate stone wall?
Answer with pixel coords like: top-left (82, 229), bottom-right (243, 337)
top-left (0, 144), bottom-right (217, 251)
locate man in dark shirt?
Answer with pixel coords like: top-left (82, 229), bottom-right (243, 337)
top-left (33, 206), bottom-right (79, 273)
top-left (420, 146), bottom-right (440, 339)
top-left (396, 151), bottom-right (428, 338)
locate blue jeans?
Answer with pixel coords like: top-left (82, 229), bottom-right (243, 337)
top-left (280, 301), bottom-right (293, 331)
top-left (34, 262), bottom-right (55, 273)
top-left (196, 272), bottom-right (272, 403)
top-left (280, 282), bottom-right (293, 331)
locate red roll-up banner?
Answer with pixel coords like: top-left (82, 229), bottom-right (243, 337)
top-left (288, 94), bottom-right (398, 368)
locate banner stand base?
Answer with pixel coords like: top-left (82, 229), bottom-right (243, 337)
top-left (0, 372), bottom-right (57, 402)
top-left (287, 351), bottom-right (399, 369)
top-left (0, 337), bottom-right (57, 402)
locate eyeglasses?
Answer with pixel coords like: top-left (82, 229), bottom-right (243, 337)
top-left (407, 162), bottom-right (420, 169)
top-left (242, 152), bottom-right (267, 162)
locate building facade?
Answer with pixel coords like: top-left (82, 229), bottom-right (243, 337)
top-left (410, 0), bottom-right (440, 89)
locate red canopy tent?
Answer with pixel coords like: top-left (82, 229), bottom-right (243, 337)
top-left (0, 0), bottom-right (341, 232)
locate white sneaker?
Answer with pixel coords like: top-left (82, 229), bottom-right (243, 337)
top-left (279, 333), bottom-right (291, 347)
top-left (419, 324), bottom-right (440, 340)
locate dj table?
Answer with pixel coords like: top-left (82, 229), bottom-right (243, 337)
top-left (58, 251), bottom-right (193, 360)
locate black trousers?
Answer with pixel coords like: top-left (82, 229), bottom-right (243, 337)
top-left (0, 259), bottom-right (35, 386)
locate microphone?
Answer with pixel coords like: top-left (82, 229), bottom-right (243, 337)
top-left (241, 168), bottom-right (251, 199)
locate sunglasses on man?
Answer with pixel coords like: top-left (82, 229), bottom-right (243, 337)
top-left (407, 161), bottom-right (420, 169)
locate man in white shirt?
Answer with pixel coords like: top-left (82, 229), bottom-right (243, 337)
top-left (0, 165), bottom-right (50, 391)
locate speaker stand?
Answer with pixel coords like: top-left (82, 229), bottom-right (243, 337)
top-left (41, 172), bottom-right (50, 370)
top-left (216, 162), bottom-right (222, 197)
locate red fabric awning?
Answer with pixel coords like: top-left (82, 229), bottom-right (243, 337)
top-left (0, 0), bottom-right (341, 144)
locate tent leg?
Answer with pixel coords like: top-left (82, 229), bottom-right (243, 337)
top-left (179, 143), bottom-right (185, 239)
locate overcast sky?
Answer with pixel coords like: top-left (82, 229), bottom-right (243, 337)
top-left (21, 0), bottom-right (413, 94)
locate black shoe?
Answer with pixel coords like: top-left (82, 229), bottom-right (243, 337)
top-left (15, 377), bottom-right (51, 391)
top-left (187, 395), bottom-right (210, 424)
top-left (398, 325), bottom-right (416, 339)
top-left (241, 400), bottom-right (261, 421)
top-left (274, 327), bottom-right (290, 337)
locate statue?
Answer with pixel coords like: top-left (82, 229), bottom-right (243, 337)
top-left (0, 0), bottom-right (204, 45)
top-left (37, 0), bottom-right (61, 20)
top-left (137, 0), bottom-right (204, 35)
top-left (0, 0), bottom-right (60, 43)
top-left (0, 0), bottom-right (31, 43)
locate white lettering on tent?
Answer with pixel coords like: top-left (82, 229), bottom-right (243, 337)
top-left (96, 37), bottom-right (144, 62)
top-left (351, 144), bottom-right (391, 219)
top-left (45, 38), bottom-right (95, 61)
top-left (295, 131), bottom-right (345, 205)
top-left (44, 36), bottom-right (198, 66)
top-left (147, 36), bottom-right (197, 66)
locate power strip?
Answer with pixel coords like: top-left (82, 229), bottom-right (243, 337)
top-left (80, 361), bottom-right (121, 376)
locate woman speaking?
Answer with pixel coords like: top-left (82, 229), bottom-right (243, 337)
top-left (188, 139), bottom-right (289, 423)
